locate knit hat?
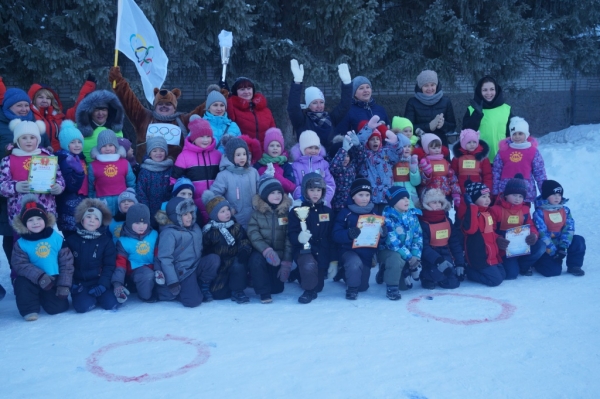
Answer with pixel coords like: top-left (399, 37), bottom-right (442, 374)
top-left (421, 188), bottom-right (451, 211)
top-left (146, 135), bottom-right (168, 155)
top-left (231, 77), bottom-right (255, 97)
top-left (118, 138), bottom-right (132, 153)
top-left (391, 117), bottom-right (413, 132)
top-left (2, 88), bottom-right (30, 111)
top-left (301, 172), bottom-right (326, 202)
top-left (125, 203), bottom-right (151, 230)
top-left (509, 116), bottom-right (530, 139)
top-left (172, 177), bottom-right (195, 197)
top-left (504, 173), bottom-right (528, 198)
top-left (352, 76), bottom-right (371, 97)
top-left (188, 115), bottom-right (213, 142)
top-left (541, 180), bottom-right (563, 199)
top-left (96, 129), bottom-right (119, 150)
top-left (304, 86), bottom-right (325, 108)
top-left (263, 127), bottom-right (285, 153)
top-left (82, 207), bottom-right (103, 224)
top-left (416, 70), bottom-right (438, 88)
top-left (201, 190), bottom-right (231, 221)
top-left (459, 129), bottom-right (480, 150)
top-left (421, 133), bottom-right (442, 154)
top-left (397, 133), bottom-right (411, 148)
top-left (118, 188), bottom-right (138, 205)
top-left (9, 119), bottom-right (44, 145)
top-left (19, 195), bottom-right (49, 226)
top-left (350, 178), bottom-right (372, 197)
top-left (75, 198), bottom-right (112, 226)
top-left (153, 88), bottom-right (180, 108)
top-left (166, 197), bottom-right (197, 226)
top-left (464, 180), bottom-right (490, 203)
top-left (206, 85), bottom-right (227, 111)
top-left (298, 130), bottom-right (321, 155)
top-left (225, 137), bottom-right (249, 165)
top-left (386, 186), bottom-right (410, 208)
top-left (258, 175), bottom-right (284, 203)
top-left (58, 120), bottom-right (84, 151)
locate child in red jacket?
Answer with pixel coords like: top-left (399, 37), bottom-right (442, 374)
top-left (489, 174), bottom-right (545, 279)
top-left (418, 133), bottom-right (461, 209)
top-left (462, 180), bottom-right (506, 287)
top-left (451, 129), bottom-right (493, 220)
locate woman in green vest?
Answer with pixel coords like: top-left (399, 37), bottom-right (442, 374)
top-left (462, 76), bottom-right (513, 162)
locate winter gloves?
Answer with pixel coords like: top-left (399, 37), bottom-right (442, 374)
top-left (263, 247), bottom-right (281, 266)
top-left (113, 285), bottom-right (130, 304)
top-left (155, 271), bottom-right (166, 285)
top-left (38, 274), bottom-right (55, 290)
top-left (50, 184), bottom-right (64, 195)
top-left (525, 234), bottom-right (538, 246)
top-left (553, 247), bottom-right (567, 262)
top-left (409, 155), bottom-right (419, 174)
top-left (290, 59), bottom-right (304, 83)
top-left (56, 286), bottom-right (70, 299)
top-left (496, 236), bottom-right (510, 251)
top-left (15, 181), bottom-right (31, 194)
top-left (452, 193), bottom-right (461, 209)
top-left (298, 230), bottom-right (312, 245)
top-left (337, 63), bottom-right (351, 85)
top-left (168, 283), bottom-right (181, 296)
top-left (348, 227), bottom-right (361, 240)
top-left (419, 158), bottom-right (432, 176)
top-left (437, 260), bottom-right (453, 274)
top-left (88, 285), bottom-right (106, 297)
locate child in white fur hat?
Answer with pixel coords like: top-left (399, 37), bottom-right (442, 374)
top-left (492, 116), bottom-right (547, 203)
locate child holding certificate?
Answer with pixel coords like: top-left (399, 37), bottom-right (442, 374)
top-left (462, 181), bottom-right (506, 286)
top-left (88, 130), bottom-right (136, 215)
top-left (532, 180), bottom-right (586, 277)
top-left (288, 173), bottom-right (332, 304)
top-left (377, 186), bottom-right (423, 300)
top-left (489, 174), bottom-right (545, 279)
top-left (417, 188), bottom-right (462, 290)
top-left (0, 119), bottom-right (65, 232)
top-left (332, 178), bottom-right (382, 300)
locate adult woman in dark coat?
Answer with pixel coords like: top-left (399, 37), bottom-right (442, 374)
top-left (404, 70), bottom-right (456, 147)
top-left (462, 75), bottom-right (513, 162)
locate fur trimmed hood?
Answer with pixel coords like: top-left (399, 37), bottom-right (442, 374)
top-left (252, 193), bottom-right (292, 216)
top-left (451, 138), bottom-right (490, 161)
top-left (74, 198), bottom-right (113, 226)
top-left (421, 188), bottom-right (451, 211)
top-left (75, 90), bottom-right (125, 137)
top-left (156, 198), bottom-right (197, 228)
top-left (12, 211), bottom-right (56, 235)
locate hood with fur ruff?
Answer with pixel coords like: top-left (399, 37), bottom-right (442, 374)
top-left (74, 198), bottom-right (113, 226)
top-left (252, 193), bottom-right (292, 216)
top-left (75, 90), bottom-right (125, 137)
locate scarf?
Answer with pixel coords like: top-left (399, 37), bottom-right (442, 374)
top-left (306, 111), bottom-right (332, 129)
top-left (150, 111), bottom-right (188, 136)
top-left (415, 90), bottom-right (444, 106)
top-left (426, 154), bottom-right (444, 161)
top-left (95, 153), bottom-right (121, 162)
top-left (20, 227), bottom-right (54, 241)
top-left (12, 148), bottom-right (42, 157)
top-left (76, 225), bottom-right (102, 240)
top-left (258, 153), bottom-right (287, 166)
top-left (420, 209), bottom-right (447, 224)
top-left (202, 219), bottom-right (236, 246)
top-left (347, 202), bottom-right (375, 215)
top-left (141, 158), bottom-right (174, 172)
top-left (509, 141), bottom-right (532, 150)
top-left (3, 110), bottom-right (34, 122)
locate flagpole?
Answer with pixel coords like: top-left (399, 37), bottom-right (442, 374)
top-left (113, 0), bottom-right (122, 89)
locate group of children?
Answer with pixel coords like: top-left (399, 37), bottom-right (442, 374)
top-left (0, 105), bottom-right (586, 320)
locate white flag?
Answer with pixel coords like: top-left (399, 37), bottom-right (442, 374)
top-left (115, 0), bottom-right (168, 104)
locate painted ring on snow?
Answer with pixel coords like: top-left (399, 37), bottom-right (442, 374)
top-left (86, 334), bottom-right (211, 382)
top-left (407, 293), bottom-right (516, 325)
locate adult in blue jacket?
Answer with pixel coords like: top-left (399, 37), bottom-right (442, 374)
top-left (333, 76), bottom-right (389, 139)
top-left (287, 60), bottom-right (353, 150)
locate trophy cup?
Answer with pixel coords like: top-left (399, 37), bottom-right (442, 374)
top-left (218, 30), bottom-right (233, 82)
top-left (294, 206), bottom-right (311, 253)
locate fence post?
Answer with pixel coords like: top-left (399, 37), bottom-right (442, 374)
top-left (570, 70), bottom-right (578, 126)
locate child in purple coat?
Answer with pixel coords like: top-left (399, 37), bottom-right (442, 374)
top-left (290, 130), bottom-right (336, 207)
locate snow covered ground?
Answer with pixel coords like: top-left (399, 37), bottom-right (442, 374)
top-left (0, 125), bottom-right (598, 399)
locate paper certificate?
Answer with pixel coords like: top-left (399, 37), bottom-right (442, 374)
top-left (505, 225), bottom-right (531, 258)
top-left (352, 215), bottom-right (385, 249)
top-left (28, 156), bottom-right (58, 194)
top-left (146, 123), bottom-right (182, 146)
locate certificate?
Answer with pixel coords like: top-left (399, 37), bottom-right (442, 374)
top-left (352, 215), bottom-right (385, 249)
top-left (505, 225), bottom-right (531, 258)
top-left (28, 156), bottom-right (58, 194)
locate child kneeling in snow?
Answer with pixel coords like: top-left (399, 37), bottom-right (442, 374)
top-left (288, 173), bottom-right (333, 304)
top-left (201, 191), bottom-right (253, 303)
top-left (376, 186), bottom-right (423, 300)
top-left (112, 204), bottom-right (157, 303)
top-left (532, 180), bottom-right (585, 277)
top-left (154, 197), bottom-right (220, 307)
top-left (462, 181), bottom-right (506, 286)
top-left (67, 199), bottom-right (118, 313)
top-left (247, 175), bottom-right (293, 304)
top-left (417, 188), bottom-right (462, 289)
top-left (12, 195), bottom-right (73, 321)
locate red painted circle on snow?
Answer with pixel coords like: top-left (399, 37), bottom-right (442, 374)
top-left (86, 335), bottom-right (210, 383)
top-left (407, 293), bottom-right (516, 325)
